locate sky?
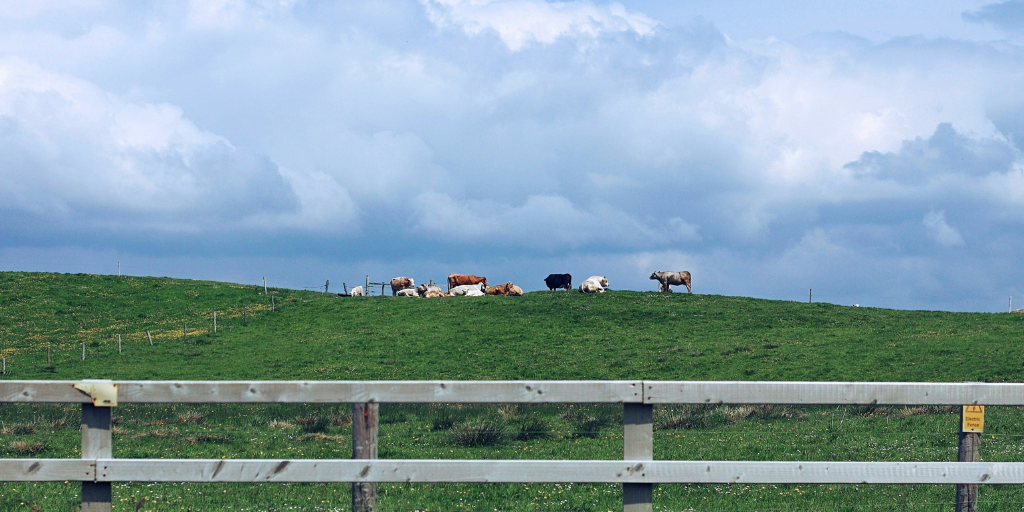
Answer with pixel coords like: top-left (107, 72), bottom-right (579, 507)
top-left (1, 0), bottom-right (1023, 311)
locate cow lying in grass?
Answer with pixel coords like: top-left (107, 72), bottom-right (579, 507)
top-left (450, 283), bottom-right (486, 296)
top-left (396, 288), bottom-right (419, 297)
top-left (650, 271), bottom-right (691, 293)
top-left (579, 276), bottom-right (608, 293)
top-left (486, 282), bottom-right (524, 296)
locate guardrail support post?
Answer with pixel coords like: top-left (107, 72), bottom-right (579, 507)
top-left (353, 402), bottom-right (379, 512)
top-left (623, 403), bottom-right (653, 512)
top-left (82, 403), bottom-right (112, 512)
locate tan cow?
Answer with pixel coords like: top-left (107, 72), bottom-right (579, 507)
top-left (506, 283), bottom-right (524, 296)
top-left (650, 271), bottom-right (692, 293)
top-left (390, 277), bottom-right (415, 296)
top-left (448, 273), bottom-right (488, 291)
top-left (423, 289), bottom-right (449, 298)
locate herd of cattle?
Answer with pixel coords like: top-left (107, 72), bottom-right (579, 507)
top-left (345, 271), bottom-right (692, 297)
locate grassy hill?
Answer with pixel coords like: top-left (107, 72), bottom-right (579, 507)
top-left (2, 271), bottom-right (1023, 382)
top-left (2, 271), bottom-right (1024, 511)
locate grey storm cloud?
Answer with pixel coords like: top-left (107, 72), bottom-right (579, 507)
top-left (963, 1), bottom-right (1024, 33)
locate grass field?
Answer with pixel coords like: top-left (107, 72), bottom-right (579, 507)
top-left (2, 271), bottom-right (1024, 511)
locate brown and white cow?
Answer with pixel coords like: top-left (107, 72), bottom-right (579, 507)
top-left (650, 271), bottom-right (691, 293)
top-left (448, 273), bottom-right (487, 291)
top-left (390, 277), bottom-right (415, 296)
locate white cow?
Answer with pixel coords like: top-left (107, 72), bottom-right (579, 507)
top-left (396, 288), bottom-right (419, 297)
top-left (464, 289), bottom-right (485, 297)
top-left (579, 276), bottom-right (609, 294)
top-left (349, 286), bottom-right (364, 296)
top-left (450, 283), bottom-right (486, 296)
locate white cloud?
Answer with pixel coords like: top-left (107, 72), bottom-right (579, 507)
top-left (422, 0), bottom-right (659, 51)
top-left (0, 58), bottom-right (299, 229)
top-left (922, 209), bottom-right (965, 246)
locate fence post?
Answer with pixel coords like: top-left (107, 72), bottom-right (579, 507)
top-left (82, 403), bottom-right (112, 512)
top-left (353, 402), bottom-right (379, 512)
top-left (623, 403), bottom-right (653, 512)
top-left (956, 406), bottom-right (982, 512)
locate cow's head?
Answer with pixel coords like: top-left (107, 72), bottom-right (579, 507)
top-left (649, 272), bottom-right (660, 280)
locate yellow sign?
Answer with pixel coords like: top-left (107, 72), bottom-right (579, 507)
top-left (962, 405), bottom-right (984, 433)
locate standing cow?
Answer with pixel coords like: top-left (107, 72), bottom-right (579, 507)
top-left (650, 271), bottom-right (692, 293)
top-left (390, 277), bottom-right (415, 296)
top-left (448, 273), bottom-right (488, 292)
top-left (544, 273), bottom-right (572, 290)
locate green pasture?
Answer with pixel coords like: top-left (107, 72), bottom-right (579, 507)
top-left (1, 271), bottom-right (1024, 511)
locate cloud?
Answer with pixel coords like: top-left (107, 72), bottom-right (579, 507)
top-left (0, 58), bottom-right (304, 232)
top-left (2, 0), bottom-right (1024, 310)
top-left (422, 0), bottom-right (659, 51)
top-left (963, 1), bottom-right (1024, 34)
top-left (412, 192), bottom-right (700, 250)
top-left (922, 209), bottom-right (965, 246)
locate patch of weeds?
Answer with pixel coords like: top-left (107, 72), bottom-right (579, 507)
top-left (512, 417), bottom-right (551, 441)
top-left (762, 343), bottom-right (780, 349)
top-left (656, 405), bottom-right (728, 430)
top-left (181, 434), bottom-right (230, 445)
top-left (294, 413), bottom-right (329, 433)
top-left (297, 433), bottom-right (346, 443)
top-left (2, 424), bottom-right (38, 435)
top-left (9, 441), bottom-right (45, 455)
top-left (720, 346), bottom-right (753, 356)
top-left (569, 415), bottom-right (610, 438)
top-left (269, 419), bottom-right (295, 429)
top-left (176, 410), bottom-right (206, 424)
top-left (452, 418), bottom-right (507, 447)
top-left (380, 407), bottom-right (408, 425)
top-left (430, 405), bottom-right (466, 431)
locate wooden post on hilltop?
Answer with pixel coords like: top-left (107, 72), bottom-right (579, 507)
top-left (956, 405), bottom-right (983, 512)
top-left (325, 280), bottom-right (329, 294)
top-left (365, 276), bottom-right (369, 296)
top-left (353, 402), bottom-right (379, 512)
top-left (146, 330), bottom-right (153, 346)
top-left (82, 401), bottom-right (112, 512)
top-left (623, 403), bottom-right (653, 512)
top-left (809, 289), bottom-right (812, 303)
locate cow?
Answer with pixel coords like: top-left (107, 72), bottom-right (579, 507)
top-left (544, 273), bottom-right (572, 290)
top-left (448, 273), bottom-right (488, 291)
top-left (579, 276), bottom-right (608, 294)
top-left (485, 283), bottom-right (509, 295)
top-left (396, 288), bottom-right (419, 297)
top-left (349, 285), bottom-right (364, 296)
top-left (650, 271), bottom-right (692, 293)
top-left (417, 283), bottom-right (444, 295)
top-left (464, 289), bottom-right (485, 297)
top-left (506, 283), bottom-right (524, 296)
top-left (423, 289), bottom-right (449, 298)
top-left (390, 277), bottom-right (415, 296)
top-left (450, 283), bottom-right (486, 296)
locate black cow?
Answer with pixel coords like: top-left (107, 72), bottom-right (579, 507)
top-left (544, 273), bottom-right (572, 290)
